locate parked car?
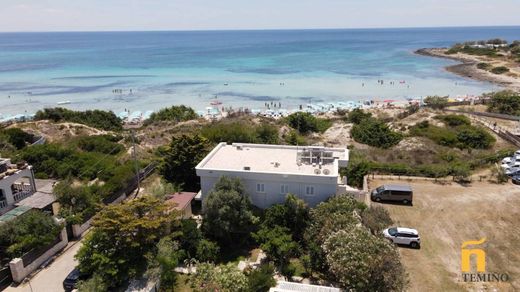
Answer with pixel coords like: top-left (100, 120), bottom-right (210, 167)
top-left (63, 268), bottom-right (86, 291)
top-left (371, 184), bottom-right (413, 205)
top-left (512, 175), bottom-right (520, 185)
top-left (505, 167), bottom-right (520, 176)
top-left (383, 227), bottom-right (421, 248)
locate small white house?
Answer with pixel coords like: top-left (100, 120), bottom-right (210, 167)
top-left (0, 158), bottom-right (37, 215)
top-left (195, 143), bottom-right (349, 209)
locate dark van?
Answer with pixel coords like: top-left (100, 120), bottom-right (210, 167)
top-left (371, 184), bottom-right (413, 205)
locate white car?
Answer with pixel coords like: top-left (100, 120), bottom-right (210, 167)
top-left (502, 157), bottom-right (513, 164)
top-left (383, 227), bottom-right (421, 248)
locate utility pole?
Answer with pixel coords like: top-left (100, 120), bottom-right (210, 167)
top-left (131, 130), bottom-right (140, 198)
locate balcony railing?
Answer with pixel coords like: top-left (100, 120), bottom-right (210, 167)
top-left (13, 191), bottom-right (33, 202)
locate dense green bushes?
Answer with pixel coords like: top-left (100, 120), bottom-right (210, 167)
top-left (423, 95), bottom-right (449, 109)
top-left (410, 117), bottom-right (495, 149)
top-left (351, 117), bottom-right (402, 149)
top-left (76, 135), bottom-right (124, 154)
top-left (0, 128), bottom-right (35, 150)
top-left (35, 108), bottom-right (122, 131)
top-left (286, 112), bottom-right (332, 134)
top-left (201, 122), bottom-right (280, 144)
top-left (491, 66), bottom-right (510, 74)
top-left (146, 105), bottom-right (198, 124)
top-left (0, 210), bottom-right (62, 258)
top-left (487, 91), bottom-right (520, 115)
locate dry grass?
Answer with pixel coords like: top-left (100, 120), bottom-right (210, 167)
top-left (368, 179), bottom-right (520, 292)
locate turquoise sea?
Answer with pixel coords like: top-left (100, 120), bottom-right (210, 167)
top-left (0, 26), bottom-right (519, 116)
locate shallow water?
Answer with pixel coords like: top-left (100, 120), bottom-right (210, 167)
top-left (0, 27), bottom-right (519, 115)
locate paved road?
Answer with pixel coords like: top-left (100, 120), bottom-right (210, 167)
top-left (5, 241), bottom-right (83, 292)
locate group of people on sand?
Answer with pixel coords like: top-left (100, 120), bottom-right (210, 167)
top-left (265, 101), bottom-right (282, 109)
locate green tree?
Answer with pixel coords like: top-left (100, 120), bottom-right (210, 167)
top-left (361, 206), bottom-right (394, 235)
top-left (0, 210), bottom-right (62, 258)
top-left (286, 112), bottom-right (319, 133)
top-left (54, 181), bottom-right (101, 224)
top-left (351, 117), bottom-right (402, 148)
top-left (323, 228), bottom-right (408, 291)
top-left (76, 273), bottom-right (108, 292)
top-left (202, 177), bottom-right (257, 245)
top-left (196, 239), bottom-right (220, 263)
top-left (76, 197), bottom-right (178, 287)
top-left (146, 237), bottom-right (181, 291)
top-left (253, 226), bottom-right (299, 268)
top-left (261, 194), bottom-right (309, 242)
top-left (423, 95), bottom-right (449, 109)
top-left (487, 91), bottom-right (520, 115)
top-left (246, 263), bottom-right (276, 292)
top-left (456, 126), bottom-right (495, 149)
top-left (190, 263), bottom-right (249, 292)
top-left (159, 134), bottom-right (209, 191)
top-left (304, 195), bottom-right (366, 272)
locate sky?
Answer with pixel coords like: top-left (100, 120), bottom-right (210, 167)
top-left (0, 0), bottom-right (519, 32)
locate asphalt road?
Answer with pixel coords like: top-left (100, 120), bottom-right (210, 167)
top-left (5, 240), bottom-right (83, 292)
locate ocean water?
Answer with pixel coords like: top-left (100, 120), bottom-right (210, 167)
top-left (0, 26), bottom-right (519, 116)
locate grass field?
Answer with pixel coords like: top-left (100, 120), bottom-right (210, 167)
top-left (368, 179), bottom-right (520, 291)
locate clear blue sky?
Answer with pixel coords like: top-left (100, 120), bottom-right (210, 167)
top-left (1, 0), bottom-right (519, 32)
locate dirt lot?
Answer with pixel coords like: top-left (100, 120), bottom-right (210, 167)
top-left (368, 179), bottom-right (520, 292)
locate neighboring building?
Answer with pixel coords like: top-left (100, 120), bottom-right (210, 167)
top-left (269, 281), bottom-right (341, 292)
top-left (0, 158), bottom-right (37, 215)
top-left (16, 179), bottom-right (58, 215)
top-left (165, 192), bottom-right (197, 219)
top-left (196, 143), bottom-right (349, 209)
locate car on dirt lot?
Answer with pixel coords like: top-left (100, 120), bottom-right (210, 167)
top-left (383, 227), bottom-right (421, 248)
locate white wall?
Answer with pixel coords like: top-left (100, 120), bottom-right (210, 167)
top-left (199, 171), bottom-right (338, 209)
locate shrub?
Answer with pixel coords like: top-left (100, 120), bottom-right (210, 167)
top-left (196, 239), bottom-right (220, 263)
top-left (76, 135), bottom-right (124, 154)
top-left (34, 108), bottom-right (122, 131)
top-left (351, 117), bottom-right (402, 148)
top-left (146, 105), bottom-right (197, 124)
top-left (487, 91), bottom-right (520, 115)
top-left (491, 66), bottom-right (510, 74)
top-left (477, 62), bottom-right (491, 70)
top-left (0, 210), bottom-right (62, 258)
top-left (456, 125), bottom-right (495, 149)
top-left (346, 108), bottom-right (372, 124)
top-left (361, 206), bottom-right (394, 235)
top-left (286, 112), bottom-right (331, 134)
top-left (246, 263), bottom-right (276, 292)
top-left (0, 128), bottom-right (34, 149)
top-left (423, 95), bottom-right (449, 109)
top-left (435, 114), bottom-right (471, 127)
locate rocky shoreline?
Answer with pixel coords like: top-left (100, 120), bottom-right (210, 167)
top-left (415, 48), bottom-right (520, 91)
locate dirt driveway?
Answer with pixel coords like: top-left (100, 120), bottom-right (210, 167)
top-left (368, 179), bottom-right (520, 292)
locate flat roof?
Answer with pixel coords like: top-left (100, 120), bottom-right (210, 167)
top-left (16, 191), bottom-right (56, 209)
top-left (197, 143), bottom-right (348, 176)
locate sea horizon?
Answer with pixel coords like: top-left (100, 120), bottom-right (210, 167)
top-left (1, 26), bottom-right (519, 117)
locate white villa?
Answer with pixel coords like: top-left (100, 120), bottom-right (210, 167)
top-left (196, 143), bottom-right (353, 208)
top-left (0, 158), bottom-right (37, 215)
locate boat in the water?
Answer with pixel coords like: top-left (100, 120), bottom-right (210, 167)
top-left (57, 101), bottom-right (71, 105)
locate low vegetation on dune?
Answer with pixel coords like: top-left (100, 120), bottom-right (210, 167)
top-left (144, 105), bottom-right (198, 125)
top-left (34, 107), bottom-right (123, 131)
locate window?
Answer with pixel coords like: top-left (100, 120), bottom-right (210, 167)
top-left (280, 184), bottom-right (289, 195)
top-left (256, 183), bottom-right (265, 193)
top-left (305, 185), bottom-right (314, 195)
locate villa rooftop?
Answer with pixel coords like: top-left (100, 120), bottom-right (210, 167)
top-left (197, 143), bottom-right (348, 176)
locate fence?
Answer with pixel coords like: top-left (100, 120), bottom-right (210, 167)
top-left (0, 265), bottom-right (12, 290)
top-left (30, 136), bottom-right (46, 146)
